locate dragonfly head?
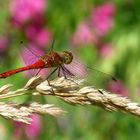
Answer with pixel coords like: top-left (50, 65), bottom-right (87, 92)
top-left (61, 51), bottom-right (73, 64)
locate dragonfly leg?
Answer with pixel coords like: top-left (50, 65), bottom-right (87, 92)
top-left (46, 67), bottom-right (58, 80)
top-left (35, 69), bottom-right (42, 76)
top-left (60, 66), bottom-right (67, 79)
top-left (62, 65), bottom-right (75, 76)
top-left (46, 67), bottom-right (58, 94)
top-left (98, 89), bottom-right (104, 94)
top-left (60, 66), bottom-right (80, 86)
top-left (58, 67), bottom-right (61, 77)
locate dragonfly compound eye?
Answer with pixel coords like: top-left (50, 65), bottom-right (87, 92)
top-left (62, 51), bottom-right (73, 64)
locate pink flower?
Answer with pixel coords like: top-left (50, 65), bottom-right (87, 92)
top-left (13, 114), bottom-right (41, 139)
top-left (10, 0), bottom-right (46, 25)
top-left (97, 43), bottom-right (114, 58)
top-left (107, 80), bottom-right (129, 96)
top-left (71, 22), bottom-right (95, 46)
top-left (13, 121), bottom-right (24, 138)
top-left (25, 25), bottom-right (51, 47)
top-left (0, 36), bottom-right (9, 53)
top-left (36, 29), bottom-right (51, 47)
top-left (25, 114), bottom-right (41, 139)
top-left (91, 3), bottom-right (115, 36)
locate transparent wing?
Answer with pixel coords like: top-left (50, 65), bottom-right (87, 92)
top-left (63, 56), bottom-right (118, 93)
top-left (20, 43), bottom-right (48, 78)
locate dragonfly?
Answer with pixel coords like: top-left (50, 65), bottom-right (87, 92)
top-left (0, 41), bottom-right (117, 92)
top-left (0, 50), bottom-right (74, 79)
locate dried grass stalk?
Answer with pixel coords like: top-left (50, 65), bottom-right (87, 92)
top-left (36, 76), bottom-right (140, 117)
top-left (0, 102), bottom-right (65, 124)
top-left (0, 76), bottom-right (140, 124)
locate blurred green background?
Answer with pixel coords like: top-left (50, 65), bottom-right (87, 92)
top-left (0, 0), bottom-right (140, 140)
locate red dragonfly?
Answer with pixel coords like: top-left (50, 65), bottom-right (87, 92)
top-left (0, 50), bottom-right (74, 79)
top-left (0, 41), bottom-right (117, 91)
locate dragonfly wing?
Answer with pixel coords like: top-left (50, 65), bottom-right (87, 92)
top-left (63, 56), bottom-right (117, 92)
top-left (20, 43), bottom-right (48, 77)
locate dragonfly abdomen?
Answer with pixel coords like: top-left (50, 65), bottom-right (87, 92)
top-left (0, 60), bottom-right (45, 78)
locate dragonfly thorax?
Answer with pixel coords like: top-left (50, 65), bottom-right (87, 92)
top-left (61, 51), bottom-right (73, 64)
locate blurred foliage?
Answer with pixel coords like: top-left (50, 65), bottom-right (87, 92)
top-left (0, 0), bottom-right (140, 140)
